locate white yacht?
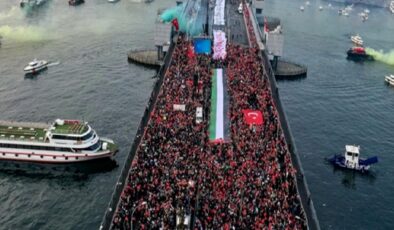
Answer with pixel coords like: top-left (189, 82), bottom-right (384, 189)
top-left (23, 59), bottom-right (48, 74)
top-left (390, 1), bottom-right (394, 14)
top-left (385, 74), bottom-right (394, 86)
top-left (0, 119), bottom-right (117, 163)
top-left (351, 34), bottom-right (363, 46)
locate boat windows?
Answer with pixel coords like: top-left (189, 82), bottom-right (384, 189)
top-left (76, 141), bottom-right (101, 151)
top-left (0, 143), bottom-right (72, 152)
top-left (346, 152), bottom-right (352, 156)
top-left (51, 130), bottom-right (94, 141)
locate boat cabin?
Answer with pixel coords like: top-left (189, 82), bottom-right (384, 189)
top-left (345, 145), bottom-right (360, 169)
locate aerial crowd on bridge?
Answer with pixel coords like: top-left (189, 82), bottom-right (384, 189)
top-left (111, 3), bottom-right (307, 229)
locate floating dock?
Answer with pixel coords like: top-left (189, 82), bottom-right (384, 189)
top-left (275, 60), bottom-right (307, 79)
top-left (101, 0), bottom-right (319, 229)
top-left (127, 50), bottom-right (162, 67)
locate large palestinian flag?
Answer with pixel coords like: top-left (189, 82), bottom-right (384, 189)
top-left (209, 69), bottom-right (230, 143)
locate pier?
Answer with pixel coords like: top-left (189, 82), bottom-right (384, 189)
top-left (127, 50), bottom-right (162, 67)
top-left (101, 0), bottom-right (319, 229)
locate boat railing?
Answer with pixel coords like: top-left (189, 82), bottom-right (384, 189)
top-left (0, 120), bottom-right (49, 129)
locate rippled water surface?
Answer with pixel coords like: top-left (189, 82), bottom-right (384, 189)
top-left (0, 0), bottom-right (173, 229)
top-left (264, 0), bottom-right (394, 229)
top-left (1, 0), bottom-right (394, 229)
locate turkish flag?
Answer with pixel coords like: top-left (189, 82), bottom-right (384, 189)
top-left (243, 110), bottom-right (263, 125)
top-left (171, 18), bottom-right (179, 31)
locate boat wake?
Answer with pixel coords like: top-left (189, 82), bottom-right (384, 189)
top-left (47, 61), bottom-right (60, 67)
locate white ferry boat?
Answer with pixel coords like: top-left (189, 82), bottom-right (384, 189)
top-left (0, 119), bottom-right (117, 163)
top-left (385, 74), bottom-right (394, 86)
top-left (390, 1), bottom-right (394, 14)
top-left (351, 34), bottom-right (363, 46)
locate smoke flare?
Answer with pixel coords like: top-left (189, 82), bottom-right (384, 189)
top-left (365, 47), bottom-right (394, 66)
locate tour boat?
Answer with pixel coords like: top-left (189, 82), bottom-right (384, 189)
top-left (23, 59), bottom-right (48, 75)
top-left (390, 1), bottom-right (394, 14)
top-left (68, 0), bottom-right (85, 6)
top-left (385, 74), bottom-right (394, 86)
top-left (0, 119), bottom-right (118, 164)
top-left (347, 47), bottom-right (373, 61)
top-left (350, 34), bottom-right (363, 46)
top-left (327, 145), bottom-right (378, 172)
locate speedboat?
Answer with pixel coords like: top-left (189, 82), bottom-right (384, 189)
top-left (23, 59), bottom-right (48, 74)
top-left (347, 47), bottom-right (374, 61)
top-left (385, 74), bottom-right (394, 86)
top-left (351, 34), bottom-right (363, 46)
top-left (68, 0), bottom-right (84, 6)
top-left (327, 145), bottom-right (378, 173)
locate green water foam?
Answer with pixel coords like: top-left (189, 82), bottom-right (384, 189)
top-left (365, 47), bottom-right (394, 66)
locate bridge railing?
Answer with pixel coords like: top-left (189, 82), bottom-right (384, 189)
top-left (99, 35), bottom-right (177, 230)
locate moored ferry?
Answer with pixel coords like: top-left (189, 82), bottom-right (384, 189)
top-left (0, 119), bottom-right (117, 163)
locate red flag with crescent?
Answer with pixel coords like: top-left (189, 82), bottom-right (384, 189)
top-left (243, 110), bottom-right (263, 125)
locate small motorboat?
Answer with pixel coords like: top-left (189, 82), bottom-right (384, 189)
top-left (347, 47), bottom-right (374, 61)
top-left (108, 0), bottom-right (120, 3)
top-left (351, 34), bottom-right (363, 46)
top-left (327, 145), bottom-right (378, 173)
top-left (305, 1), bottom-right (310, 6)
top-left (68, 0), bottom-right (84, 6)
top-left (238, 3), bottom-right (243, 14)
top-left (385, 74), bottom-right (394, 86)
top-left (24, 59), bottom-right (48, 74)
top-left (300, 6), bottom-right (305, 11)
top-left (390, 1), bottom-right (394, 14)
top-left (319, 6), bottom-right (323, 11)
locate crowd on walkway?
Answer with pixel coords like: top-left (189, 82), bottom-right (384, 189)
top-left (112, 7), bottom-right (307, 227)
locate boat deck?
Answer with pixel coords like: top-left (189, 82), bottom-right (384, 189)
top-left (52, 123), bottom-right (89, 135)
top-left (0, 125), bottom-right (47, 142)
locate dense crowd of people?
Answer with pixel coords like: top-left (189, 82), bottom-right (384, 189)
top-left (112, 4), bottom-right (307, 228)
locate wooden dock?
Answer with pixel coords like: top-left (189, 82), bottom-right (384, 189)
top-left (274, 60), bottom-right (307, 80)
top-left (127, 50), bottom-right (162, 67)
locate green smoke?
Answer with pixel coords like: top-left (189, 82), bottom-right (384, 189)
top-left (365, 47), bottom-right (394, 66)
top-left (0, 25), bottom-right (49, 42)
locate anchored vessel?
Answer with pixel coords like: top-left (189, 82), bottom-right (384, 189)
top-left (0, 119), bottom-right (117, 163)
top-left (68, 0), bottom-right (85, 6)
top-left (347, 47), bottom-right (373, 61)
top-left (20, 0), bottom-right (47, 8)
top-left (385, 74), bottom-right (394, 86)
top-left (327, 145), bottom-right (378, 172)
top-left (390, 1), bottom-right (394, 14)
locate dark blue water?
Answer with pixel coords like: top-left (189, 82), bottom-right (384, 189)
top-left (264, 0), bottom-right (394, 229)
top-left (0, 1), bottom-right (174, 229)
top-left (1, 0), bottom-right (394, 229)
